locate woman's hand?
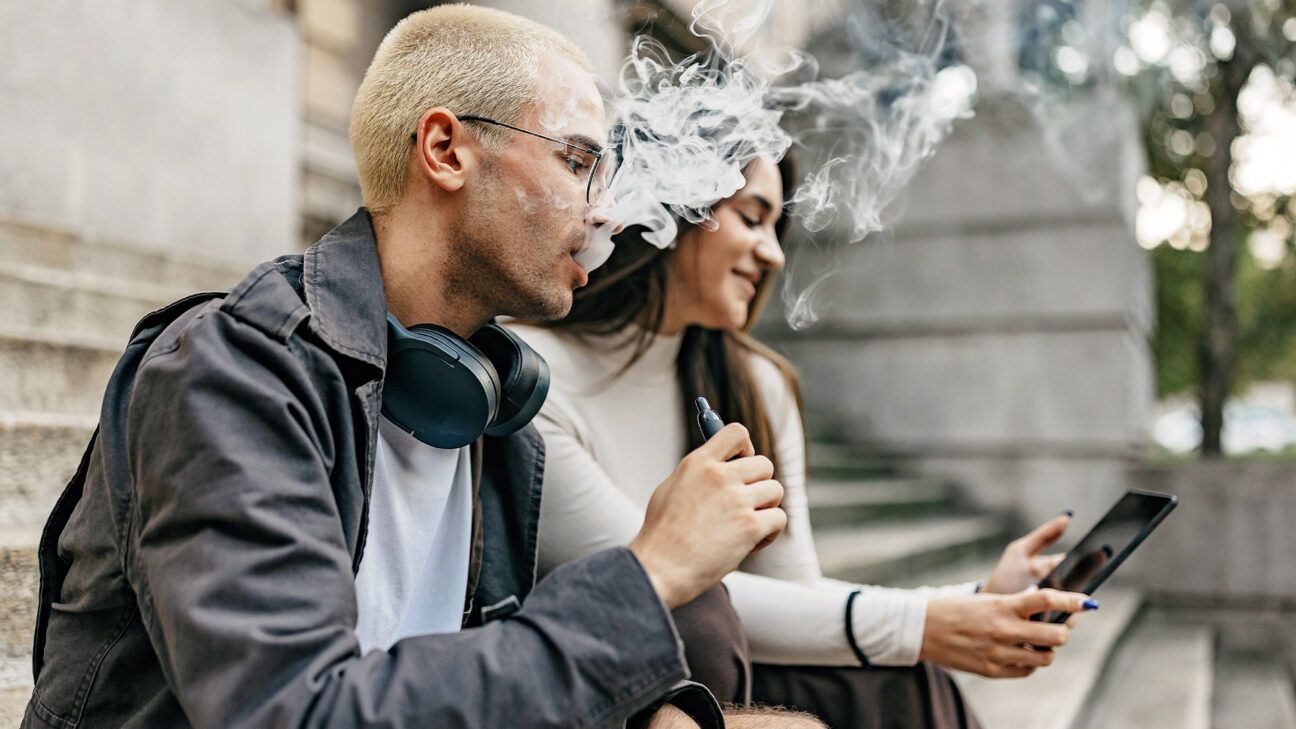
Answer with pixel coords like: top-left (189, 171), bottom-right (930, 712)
top-left (982, 512), bottom-right (1071, 595)
top-left (919, 589), bottom-right (1097, 678)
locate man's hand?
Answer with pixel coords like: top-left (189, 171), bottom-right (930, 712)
top-left (630, 423), bottom-right (786, 608)
top-left (982, 512), bottom-right (1071, 595)
top-left (920, 589), bottom-right (1097, 678)
top-left (644, 704), bottom-right (701, 729)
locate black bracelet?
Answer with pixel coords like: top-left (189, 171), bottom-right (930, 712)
top-left (844, 590), bottom-right (872, 668)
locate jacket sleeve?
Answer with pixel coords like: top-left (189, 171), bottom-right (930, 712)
top-left (122, 310), bottom-right (688, 729)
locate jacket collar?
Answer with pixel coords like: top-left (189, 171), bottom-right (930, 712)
top-left (302, 209), bottom-right (389, 371)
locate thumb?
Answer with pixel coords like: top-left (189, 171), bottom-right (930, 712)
top-left (1032, 553), bottom-right (1067, 579)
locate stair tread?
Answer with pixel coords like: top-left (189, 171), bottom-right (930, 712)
top-left (0, 411), bottom-right (98, 430)
top-left (0, 325), bottom-right (125, 353)
top-left (0, 261), bottom-right (193, 304)
top-left (1213, 651), bottom-right (1296, 729)
top-left (953, 586), bottom-right (1143, 729)
top-left (814, 515), bottom-right (1005, 575)
top-left (808, 479), bottom-right (949, 508)
top-left (1071, 615), bottom-right (1213, 729)
top-left (0, 523), bottom-right (42, 551)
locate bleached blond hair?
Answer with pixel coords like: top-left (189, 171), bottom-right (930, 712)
top-left (350, 4), bottom-right (594, 215)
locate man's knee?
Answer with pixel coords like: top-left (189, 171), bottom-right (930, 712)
top-left (724, 707), bottom-right (829, 728)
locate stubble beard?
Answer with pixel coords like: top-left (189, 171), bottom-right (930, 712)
top-left (450, 177), bottom-right (574, 322)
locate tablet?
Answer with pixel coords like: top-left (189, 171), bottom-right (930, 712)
top-left (1032, 489), bottom-right (1178, 623)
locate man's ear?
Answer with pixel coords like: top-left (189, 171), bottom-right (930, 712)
top-left (413, 108), bottom-right (479, 193)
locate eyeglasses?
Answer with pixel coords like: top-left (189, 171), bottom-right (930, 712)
top-left (410, 115), bottom-right (617, 205)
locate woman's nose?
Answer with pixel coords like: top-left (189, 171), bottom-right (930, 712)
top-left (754, 233), bottom-right (785, 271)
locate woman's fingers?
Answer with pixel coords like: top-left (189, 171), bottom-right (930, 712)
top-left (1017, 514), bottom-right (1071, 556)
top-left (1009, 588), bottom-right (1094, 619)
top-left (990, 643), bottom-right (1057, 669)
top-left (1003, 618), bottom-right (1070, 648)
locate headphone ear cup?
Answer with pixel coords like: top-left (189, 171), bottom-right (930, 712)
top-left (383, 317), bottom-right (502, 448)
top-left (470, 324), bottom-right (550, 437)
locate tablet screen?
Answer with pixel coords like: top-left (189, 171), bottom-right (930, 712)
top-left (1033, 490), bottom-right (1177, 622)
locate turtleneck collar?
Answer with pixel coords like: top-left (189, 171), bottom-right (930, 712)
top-left (587, 323), bottom-right (684, 385)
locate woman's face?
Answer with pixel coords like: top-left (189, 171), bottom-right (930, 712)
top-left (664, 158), bottom-right (785, 332)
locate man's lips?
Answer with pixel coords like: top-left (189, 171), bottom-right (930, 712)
top-left (569, 253), bottom-right (589, 287)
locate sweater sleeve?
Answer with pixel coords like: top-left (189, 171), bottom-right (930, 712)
top-left (738, 355), bottom-right (980, 667)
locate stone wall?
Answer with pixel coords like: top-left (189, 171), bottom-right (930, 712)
top-left (1131, 462), bottom-right (1296, 608)
top-left (0, 0), bottom-right (300, 264)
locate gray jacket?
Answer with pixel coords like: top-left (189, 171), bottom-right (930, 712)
top-left (21, 210), bottom-right (707, 729)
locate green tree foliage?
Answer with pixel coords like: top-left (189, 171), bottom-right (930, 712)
top-left (1126, 0), bottom-right (1295, 453)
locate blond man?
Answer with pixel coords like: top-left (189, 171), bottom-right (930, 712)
top-left (20, 6), bottom-right (826, 729)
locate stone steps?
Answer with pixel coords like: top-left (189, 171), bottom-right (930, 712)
top-left (805, 442), bottom-right (900, 480)
top-left (1213, 649), bottom-right (1296, 729)
top-left (0, 327), bottom-right (124, 418)
top-left (0, 262), bottom-right (187, 340)
top-left (0, 524), bottom-right (42, 661)
top-left (806, 476), bottom-right (953, 527)
top-left (0, 412), bottom-right (96, 523)
top-left (814, 514), bottom-right (1009, 585)
top-left (953, 586), bottom-right (1143, 729)
top-left (0, 217), bottom-right (247, 294)
top-left (0, 655), bottom-right (32, 728)
top-left (1071, 616), bottom-right (1214, 729)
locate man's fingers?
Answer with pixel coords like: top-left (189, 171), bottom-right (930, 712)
top-left (1011, 588), bottom-right (1095, 618)
top-left (750, 506), bottom-right (787, 551)
top-left (728, 454), bottom-right (774, 483)
top-left (745, 479), bottom-right (784, 510)
top-left (1017, 514), bottom-right (1070, 555)
top-left (699, 423), bottom-right (754, 461)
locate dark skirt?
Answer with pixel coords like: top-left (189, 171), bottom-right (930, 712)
top-left (672, 585), bottom-right (982, 729)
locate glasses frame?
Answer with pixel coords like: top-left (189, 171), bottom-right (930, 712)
top-left (409, 114), bottom-right (611, 205)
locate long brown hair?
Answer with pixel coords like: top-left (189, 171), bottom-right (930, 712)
top-left (542, 157), bottom-right (804, 477)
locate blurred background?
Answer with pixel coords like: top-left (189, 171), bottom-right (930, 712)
top-left (0, 0), bottom-right (1293, 726)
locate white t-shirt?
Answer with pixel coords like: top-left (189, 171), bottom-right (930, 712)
top-left (353, 416), bottom-right (473, 653)
top-left (510, 324), bottom-right (977, 667)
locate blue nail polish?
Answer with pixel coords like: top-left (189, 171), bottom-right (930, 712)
top-left (1083, 598), bottom-right (1100, 611)
top-left (1062, 509), bottom-right (1074, 518)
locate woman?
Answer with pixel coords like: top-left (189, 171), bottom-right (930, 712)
top-left (511, 156), bottom-right (1087, 727)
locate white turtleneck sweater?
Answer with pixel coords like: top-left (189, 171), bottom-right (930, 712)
top-left (510, 324), bottom-right (978, 667)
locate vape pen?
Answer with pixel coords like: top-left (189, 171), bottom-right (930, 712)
top-left (696, 396), bottom-right (725, 441)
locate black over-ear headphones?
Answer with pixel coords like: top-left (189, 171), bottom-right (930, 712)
top-left (382, 314), bottom-right (550, 449)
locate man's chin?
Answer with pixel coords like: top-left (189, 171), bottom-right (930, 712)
top-left (502, 288), bottom-right (572, 322)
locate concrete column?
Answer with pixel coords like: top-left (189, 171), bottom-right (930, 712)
top-left (760, 0), bottom-right (1154, 526)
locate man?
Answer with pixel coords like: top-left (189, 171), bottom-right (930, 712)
top-left (21, 6), bottom-right (830, 728)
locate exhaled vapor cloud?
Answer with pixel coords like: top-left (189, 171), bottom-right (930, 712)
top-left (579, 0), bottom-right (978, 328)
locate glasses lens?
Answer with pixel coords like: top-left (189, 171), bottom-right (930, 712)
top-left (587, 149), bottom-right (619, 205)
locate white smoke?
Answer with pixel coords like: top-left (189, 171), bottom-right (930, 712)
top-left (583, 0), bottom-right (978, 328)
